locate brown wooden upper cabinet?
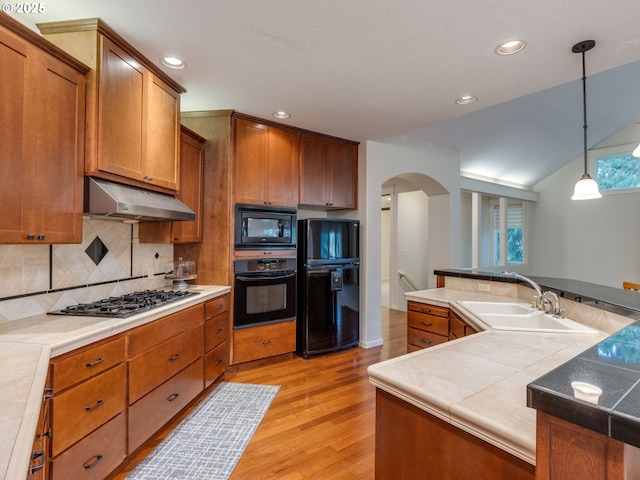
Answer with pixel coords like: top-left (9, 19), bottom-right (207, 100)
top-left (234, 117), bottom-right (300, 208)
top-left (0, 14), bottom-right (88, 244)
top-left (38, 18), bottom-right (185, 194)
top-left (299, 133), bottom-right (358, 209)
top-left (139, 125), bottom-right (205, 244)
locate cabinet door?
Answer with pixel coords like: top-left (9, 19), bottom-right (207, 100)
top-left (27, 51), bottom-right (85, 244)
top-left (299, 133), bottom-right (329, 206)
top-left (97, 36), bottom-right (145, 182)
top-left (266, 126), bottom-right (299, 207)
top-left (235, 118), bottom-right (268, 205)
top-left (327, 140), bottom-right (357, 209)
top-left (172, 126), bottom-right (204, 242)
top-left (145, 74), bottom-right (180, 190)
top-left (0, 26), bottom-right (29, 242)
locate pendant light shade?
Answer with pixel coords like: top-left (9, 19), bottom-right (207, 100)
top-left (571, 40), bottom-right (602, 200)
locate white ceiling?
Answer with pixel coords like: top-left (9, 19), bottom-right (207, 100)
top-left (10, 0), bottom-right (640, 187)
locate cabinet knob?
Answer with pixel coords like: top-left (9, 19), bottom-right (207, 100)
top-left (37, 234), bottom-right (45, 241)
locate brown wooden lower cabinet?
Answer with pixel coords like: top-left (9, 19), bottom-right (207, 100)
top-left (375, 388), bottom-right (535, 480)
top-left (535, 412), bottom-right (640, 480)
top-left (205, 340), bottom-right (229, 387)
top-left (232, 319), bottom-right (296, 364)
top-left (49, 413), bottom-right (126, 480)
top-left (128, 359), bottom-right (205, 453)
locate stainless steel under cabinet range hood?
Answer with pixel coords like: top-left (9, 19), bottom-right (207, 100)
top-left (85, 177), bottom-right (196, 222)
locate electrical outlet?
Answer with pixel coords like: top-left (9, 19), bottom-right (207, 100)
top-left (478, 283), bottom-right (491, 292)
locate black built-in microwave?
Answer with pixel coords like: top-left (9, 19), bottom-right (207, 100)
top-left (235, 204), bottom-right (296, 249)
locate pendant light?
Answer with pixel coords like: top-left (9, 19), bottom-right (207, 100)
top-left (571, 40), bottom-right (602, 200)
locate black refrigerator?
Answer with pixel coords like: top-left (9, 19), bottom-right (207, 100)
top-left (296, 218), bottom-right (360, 357)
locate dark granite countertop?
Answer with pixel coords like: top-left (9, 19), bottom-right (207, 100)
top-left (436, 269), bottom-right (640, 448)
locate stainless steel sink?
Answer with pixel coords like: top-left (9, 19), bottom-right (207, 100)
top-left (458, 301), bottom-right (597, 334)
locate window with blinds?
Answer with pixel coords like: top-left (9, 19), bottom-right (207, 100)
top-left (493, 202), bottom-right (524, 265)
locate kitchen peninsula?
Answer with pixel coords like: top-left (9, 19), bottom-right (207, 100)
top-left (368, 271), bottom-right (640, 479)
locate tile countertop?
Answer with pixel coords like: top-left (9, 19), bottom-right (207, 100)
top-left (0, 285), bottom-right (230, 480)
top-left (368, 288), bottom-right (610, 465)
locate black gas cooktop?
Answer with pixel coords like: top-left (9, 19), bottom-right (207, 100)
top-left (48, 289), bottom-right (198, 318)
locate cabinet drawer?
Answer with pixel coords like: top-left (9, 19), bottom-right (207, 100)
top-left (51, 364), bottom-right (125, 457)
top-left (233, 320), bottom-right (296, 364)
top-left (128, 325), bottom-right (203, 404)
top-left (50, 413), bottom-right (125, 480)
top-left (407, 301), bottom-right (449, 318)
top-left (50, 335), bottom-right (125, 392)
top-left (127, 304), bottom-right (204, 358)
top-left (407, 310), bottom-right (449, 336)
top-left (449, 313), bottom-right (466, 341)
top-left (205, 310), bottom-right (229, 352)
top-left (128, 358), bottom-right (204, 453)
top-left (407, 327), bottom-right (448, 350)
top-left (205, 294), bottom-right (228, 319)
top-left (204, 340), bottom-right (228, 387)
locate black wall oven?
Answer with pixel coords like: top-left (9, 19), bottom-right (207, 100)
top-left (233, 258), bottom-right (296, 328)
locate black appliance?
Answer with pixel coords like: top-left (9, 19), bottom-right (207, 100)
top-left (48, 290), bottom-right (198, 318)
top-left (233, 257), bottom-right (296, 328)
top-left (297, 218), bottom-right (360, 357)
top-left (235, 204), bottom-right (296, 249)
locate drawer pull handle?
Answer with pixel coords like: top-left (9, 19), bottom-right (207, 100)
top-left (420, 338), bottom-right (432, 345)
top-left (421, 308), bottom-right (431, 313)
top-left (421, 321), bottom-right (433, 326)
top-left (215, 327), bottom-right (223, 334)
top-left (167, 393), bottom-right (180, 402)
top-left (83, 454), bottom-right (103, 470)
top-left (169, 353), bottom-right (181, 361)
top-left (30, 451), bottom-right (45, 474)
top-left (214, 359), bottom-right (223, 366)
top-left (85, 399), bottom-right (104, 411)
top-left (216, 304), bottom-right (223, 309)
top-left (85, 357), bottom-right (104, 368)
top-left (262, 339), bottom-right (271, 345)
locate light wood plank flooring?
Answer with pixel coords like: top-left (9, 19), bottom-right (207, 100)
top-left (111, 307), bottom-right (407, 480)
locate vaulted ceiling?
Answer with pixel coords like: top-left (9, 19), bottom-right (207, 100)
top-left (11, 0), bottom-right (640, 187)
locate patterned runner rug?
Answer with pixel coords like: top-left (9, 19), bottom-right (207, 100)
top-left (126, 382), bottom-right (280, 480)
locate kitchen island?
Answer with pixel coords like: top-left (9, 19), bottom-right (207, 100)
top-left (368, 278), bottom-right (640, 479)
top-left (0, 285), bottom-right (230, 480)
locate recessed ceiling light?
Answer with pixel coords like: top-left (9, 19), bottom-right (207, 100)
top-left (273, 111), bottom-right (291, 119)
top-left (495, 40), bottom-right (526, 56)
top-left (161, 56), bottom-right (185, 69)
top-left (455, 95), bottom-right (478, 105)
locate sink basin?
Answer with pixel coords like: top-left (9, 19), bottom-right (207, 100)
top-left (458, 301), bottom-right (597, 334)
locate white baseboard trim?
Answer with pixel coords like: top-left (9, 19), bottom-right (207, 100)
top-left (360, 338), bottom-right (384, 349)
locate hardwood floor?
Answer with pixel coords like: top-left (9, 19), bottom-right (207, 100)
top-left (111, 306), bottom-right (407, 480)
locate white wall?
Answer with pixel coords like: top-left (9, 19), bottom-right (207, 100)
top-left (394, 190), bottom-right (429, 308)
top-left (360, 137), bottom-right (460, 348)
top-left (531, 156), bottom-right (640, 288)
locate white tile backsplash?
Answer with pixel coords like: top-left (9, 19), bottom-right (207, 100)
top-left (0, 218), bottom-right (174, 322)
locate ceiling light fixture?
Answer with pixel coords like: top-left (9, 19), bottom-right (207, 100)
top-left (495, 40), bottom-right (526, 56)
top-left (161, 56), bottom-right (185, 69)
top-left (273, 111), bottom-right (291, 119)
top-left (455, 95), bottom-right (477, 105)
top-left (571, 40), bottom-right (601, 200)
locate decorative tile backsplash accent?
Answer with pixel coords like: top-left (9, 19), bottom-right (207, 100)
top-left (85, 236), bottom-right (109, 265)
top-left (0, 218), bottom-right (173, 322)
